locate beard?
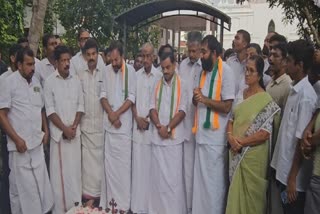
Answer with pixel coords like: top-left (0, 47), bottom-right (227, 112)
top-left (201, 53), bottom-right (214, 71)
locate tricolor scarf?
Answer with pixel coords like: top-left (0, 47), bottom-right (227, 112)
top-left (192, 57), bottom-right (223, 133)
top-left (155, 73), bottom-right (181, 138)
top-left (121, 60), bottom-right (129, 100)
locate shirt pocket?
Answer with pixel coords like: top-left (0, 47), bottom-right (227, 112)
top-left (29, 89), bottom-right (43, 108)
top-left (96, 80), bottom-right (103, 97)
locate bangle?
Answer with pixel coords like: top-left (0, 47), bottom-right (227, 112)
top-left (227, 132), bottom-right (232, 135)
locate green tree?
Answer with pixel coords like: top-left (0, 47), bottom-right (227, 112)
top-left (237, 0), bottom-right (320, 46)
top-left (44, 0), bottom-right (56, 34)
top-left (0, 0), bottom-right (24, 62)
top-left (54, 0), bottom-right (160, 57)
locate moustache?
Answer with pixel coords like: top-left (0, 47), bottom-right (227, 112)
top-left (64, 65), bottom-right (70, 70)
top-left (88, 59), bottom-right (95, 63)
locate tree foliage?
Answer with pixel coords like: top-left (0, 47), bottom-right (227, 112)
top-left (54, 0), bottom-right (160, 57)
top-left (0, 0), bottom-right (24, 62)
top-left (237, 0), bottom-right (320, 46)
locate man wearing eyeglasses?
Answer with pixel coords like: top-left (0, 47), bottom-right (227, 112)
top-left (70, 29), bottom-right (105, 75)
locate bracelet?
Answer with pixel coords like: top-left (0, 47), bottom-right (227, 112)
top-left (227, 132), bottom-right (232, 135)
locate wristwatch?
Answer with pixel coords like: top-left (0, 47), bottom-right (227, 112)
top-left (167, 126), bottom-right (172, 134)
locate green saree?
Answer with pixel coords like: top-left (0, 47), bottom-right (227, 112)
top-left (226, 92), bottom-right (280, 214)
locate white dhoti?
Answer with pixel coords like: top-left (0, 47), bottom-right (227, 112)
top-left (50, 136), bottom-right (82, 214)
top-left (100, 131), bottom-right (131, 211)
top-left (131, 142), bottom-right (151, 214)
top-left (183, 137), bottom-right (196, 214)
top-left (81, 131), bottom-right (104, 199)
top-left (9, 144), bottom-right (53, 214)
top-left (148, 143), bottom-right (187, 214)
top-left (192, 143), bottom-right (228, 214)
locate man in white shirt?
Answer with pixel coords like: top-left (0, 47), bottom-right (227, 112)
top-left (192, 35), bottom-right (235, 214)
top-left (0, 48), bottom-right (53, 214)
top-left (70, 28), bottom-right (105, 75)
top-left (226, 29), bottom-right (250, 93)
top-left (77, 38), bottom-right (105, 207)
top-left (99, 41), bottom-right (136, 212)
top-left (44, 45), bottom-right (84, 214)
top-left (271, 40), bottom-right (317, 214)
top-left (149, 52), bottom-right (187, 214)
top-left (34, 34), bottom-right (57, 86)
top-left (131, 43), bottom-right (162, 214)
top-left (177, 31), bottom-right (202, 214)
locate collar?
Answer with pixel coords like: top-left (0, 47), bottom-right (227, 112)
top-left (42, 57), bottom-right (54, 66)
top-left (143, 65), bottom-right (157, 76)
top-left (85, 67), bottom-right (100, 73)
top-left (292, 76), bottom-right (308, 93)
top-left (187, 57), bottom-right (202, 67)
top-left (162, 73), bottom-right (177, 86)
top-left (274, 73), bottom-right (289, 84)
top-left (229, 53), bottom-right (247, 65)
top-left (17, 70), bottom-right (33, 85)
top-left (55, 70), bottom-right (72, 79)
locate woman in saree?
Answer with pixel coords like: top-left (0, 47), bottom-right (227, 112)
top-left (225, 55), bottom-right (280, 214)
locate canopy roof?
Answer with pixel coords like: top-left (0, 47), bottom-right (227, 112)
top-left (115, 0), bottom-right (231, 30)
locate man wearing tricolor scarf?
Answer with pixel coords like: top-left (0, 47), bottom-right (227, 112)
top-left (149, 52), bottom-right (188, 214)
top-left (192, 35), bottom-right (235, 214)
top-left (99, 41), bottom-right (136, 212)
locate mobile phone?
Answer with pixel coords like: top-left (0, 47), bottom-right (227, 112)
top-left (281, 190), bottom-right (288, 204)
top-left (144, 122), bottom-right (149, 130)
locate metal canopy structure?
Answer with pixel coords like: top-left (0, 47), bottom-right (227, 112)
top-left (115, 0), bottom-right (232, 52)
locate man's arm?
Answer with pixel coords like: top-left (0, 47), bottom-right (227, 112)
top-left (132, 104), bottom-right (149, 130)
top-left (201, 98), bottom-right (233, 114)
top-left (287, 140), bottom-right (303, 203)
top-left (101, 98), bottom-right (119, 124)
top-left (41, 110), bottom-right (49, 145)
top-left (167, 110), bottom-right (185, 130)
top-left (101, 98), bottom-right (113, 115)
top-left (150, 109), bottom-right (160, 127)
top-left (48, 113), bottom-right (74, 140)
top-left (287, 100), bottom-right (316, 203)
top-left (0, 109), bottom-right (27, 153)
top-left (72, 112), bottom-right (84, 129)
top-left (115, 100), bottom-right (133, 116)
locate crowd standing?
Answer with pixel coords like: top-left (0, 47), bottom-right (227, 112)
top-left (0, 27), bottom-right (320, 214)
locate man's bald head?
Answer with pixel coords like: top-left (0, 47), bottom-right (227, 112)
top-left (141, 43), bottom-right (155, 72)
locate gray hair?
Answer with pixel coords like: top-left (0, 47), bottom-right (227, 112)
top-left (187, 31), bottom-right (202, 44)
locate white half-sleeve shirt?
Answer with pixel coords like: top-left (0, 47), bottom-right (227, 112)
top-left (271, 76), bottom-right (317, 192)
top-left (44, 70), bottom-right (84, 142)
top-left (133, 65), bottom-right (162, 144)
top-left (0, 71), bottom-right (44, 151)
top-left (149, 74), bottom-right (188, 146)
top-left (100, 63), bottom-right (136, 134)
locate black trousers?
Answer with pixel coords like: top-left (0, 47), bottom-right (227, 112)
top-left (0, 130), bottom-right (11, 214)
top-left (278, 181), bottom-right (306, 214)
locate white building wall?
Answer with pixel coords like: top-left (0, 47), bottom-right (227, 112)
top-left (198, 0), bottom-right (300, 49)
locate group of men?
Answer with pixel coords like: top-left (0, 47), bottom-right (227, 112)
top-left (0, 26), bottom-right (320, 214)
